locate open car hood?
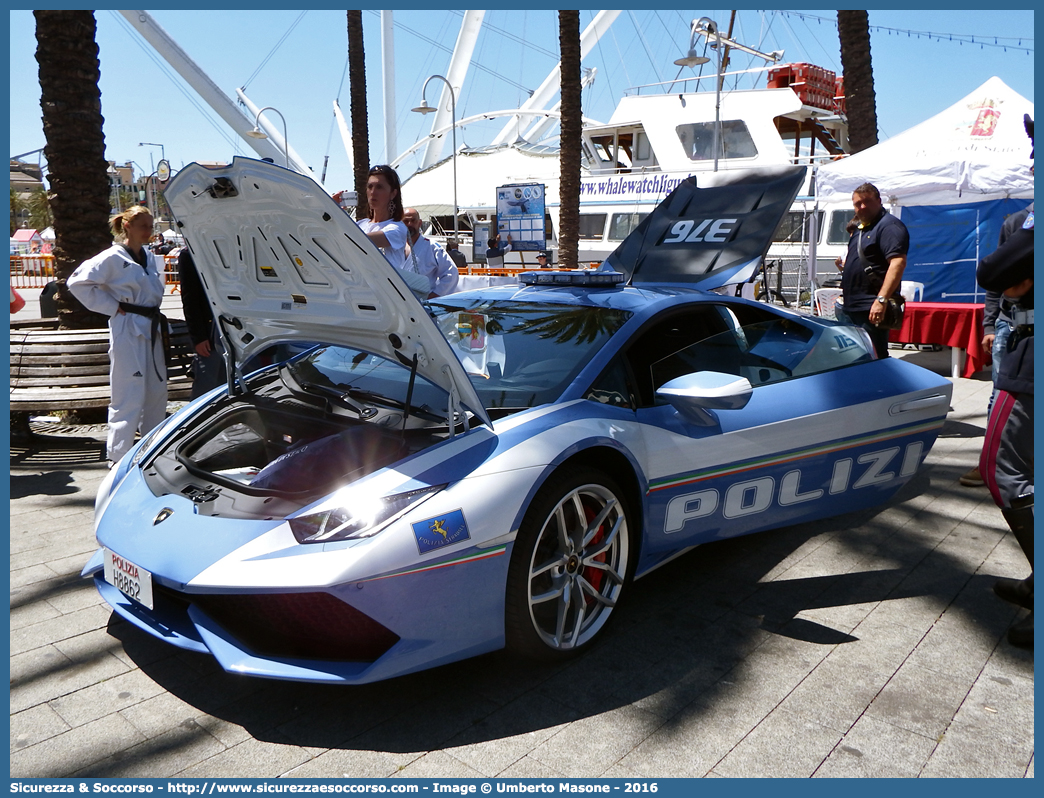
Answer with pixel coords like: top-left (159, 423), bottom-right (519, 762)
top-left (164, 157), bottom-right (491, 427)
top-left (606, 165), bottom-right (806, 290)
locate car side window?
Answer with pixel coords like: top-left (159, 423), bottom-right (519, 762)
top-left (623, 305), bottom-right (740, 406)
top-left (649, 307), bottom-right (875, 393)
top-left (585, 357), bottom-right (637, 410)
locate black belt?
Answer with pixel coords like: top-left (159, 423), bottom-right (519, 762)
top-left (119, 302), bottom-right (169, 381)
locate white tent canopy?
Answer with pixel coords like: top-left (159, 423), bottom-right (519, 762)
top-left (817, 76), bottom-right (1034, 206)
top-left (402, 145), bottom-right (560, 217)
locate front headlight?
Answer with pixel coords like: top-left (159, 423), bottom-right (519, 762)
top-left (289, 485), bottom-right (445, 544)
top-left (131, 425), bottom-right (163, 466)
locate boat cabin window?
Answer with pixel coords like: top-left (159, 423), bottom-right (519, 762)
top-left (584, 127), bottom-right (655, 172)
top-left (578, 214), bottom-right (608, 240)
top-left (608, 213), bottom-right (649, 242)
top-left (772, 211), bottom-right (824, 244)
top-left (588, 132), bottom-right (634, 169)
top-left (634, 131), bottom-right (652, 162)
top-left (632, 130), bottom-right (656, 168)
top-left (826, 210), bottom-right (857, 245)
top-left (677, 121), bottom-right (758, 161)
top-left (589, 137), bottom-right (616, 165)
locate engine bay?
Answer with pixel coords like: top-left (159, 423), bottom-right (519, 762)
top-left (141, 367), bottom-right (449, 520)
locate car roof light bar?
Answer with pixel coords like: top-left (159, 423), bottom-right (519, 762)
top-left (520, 267), bottom-right (626, 287)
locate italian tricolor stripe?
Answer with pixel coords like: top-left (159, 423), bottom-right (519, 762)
top-left (361, 544), bottom-right (508, 582)
top-left (648, 418), bottom-right (944, 493)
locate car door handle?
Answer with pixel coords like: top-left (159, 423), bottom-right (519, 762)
top-left (889, 394), bottom-right (950, 415)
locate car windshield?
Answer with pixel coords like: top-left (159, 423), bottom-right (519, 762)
top-left (430, 298), bottom-right (632, 410)
top-left (651, 317), bottom-right (875, 391)
top-left (286, 346), bottom-right (451, 422)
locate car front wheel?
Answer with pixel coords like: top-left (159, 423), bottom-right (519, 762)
top-left (505, 467), bottom-right (632, 659)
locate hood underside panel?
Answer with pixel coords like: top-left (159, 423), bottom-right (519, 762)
top-left (164, 158), bottom-right (490, 426)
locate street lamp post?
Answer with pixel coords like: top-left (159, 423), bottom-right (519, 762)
top-left (411, 75), bottom-right (459, 243)
top-left (674, 18), bottom-right (782, 173)
top-left (139, 142), bottom-right (165, 176)
top-left (246, 107), bottom-right (290, 169)
top-left (130, 161), bottom-right (158, 232)
top-left (107, 164), bottom-right (123, 214)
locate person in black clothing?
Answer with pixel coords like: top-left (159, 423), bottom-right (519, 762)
top-left (977, 113), bottom-right (1034, 648)
top-left (444, 238), bottom-right (468, 271)
top-left (960, 204), bottom-right (1032, 488)
top-left (484, 233), bottom-right (512, 268)
top-left (836, 183), bottom-right (909, 358)
top-left (178, 248), bottom-right (226, 399)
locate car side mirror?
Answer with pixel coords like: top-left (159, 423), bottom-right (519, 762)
top-left (655, 372), bottom-right (753, 425)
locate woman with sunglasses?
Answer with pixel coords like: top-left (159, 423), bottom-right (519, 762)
top-left (355, 164), bottom-right (408, 268)
top-left (336, 165), bottom-right (428, 297)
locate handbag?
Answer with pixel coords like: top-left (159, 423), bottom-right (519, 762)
top-left (878, 293), bottom-right (906, 330)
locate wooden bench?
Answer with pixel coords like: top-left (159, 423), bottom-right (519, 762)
top-left (10, 318), bottom-right (196, 414)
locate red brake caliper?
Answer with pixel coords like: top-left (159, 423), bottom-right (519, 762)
top-left (581, 497), bottom-right (607, 600)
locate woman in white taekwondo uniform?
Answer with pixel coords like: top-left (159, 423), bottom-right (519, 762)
top-left (68, 206), bottom-right (167, 465)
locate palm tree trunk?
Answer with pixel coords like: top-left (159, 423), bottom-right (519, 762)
top-left (34, 10), bottom-right (112, 329)
top-left (837, 11), bottom-right (879, 154)
top-left (558, 10), bottom-right (581, 269)
top-left (347, 11), bottom-right (370, 221)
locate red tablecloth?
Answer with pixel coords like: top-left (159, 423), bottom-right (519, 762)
top-left (888, 302), bottom-right (986, 378)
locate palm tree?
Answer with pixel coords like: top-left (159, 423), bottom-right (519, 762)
top-left (837, 11), bottom-right (879, 153)
top-left (10, 186), bottom-right (24, 235)
top-left (26, 187), bottom-right (54, 231)
top-left (34, 10), bottom-right (111, 329)
top-left (347, 11), bottom-right (370, 221)
top-left (557, 10), bottom-right (581, 269)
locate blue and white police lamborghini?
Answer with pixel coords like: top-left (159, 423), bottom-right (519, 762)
top-left (82, 159), bottom-right (952, 684)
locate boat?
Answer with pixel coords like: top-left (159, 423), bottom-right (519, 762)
top-left (122, 10), bottom-right (852, 295)
top-left (400, 20), bottom-right (851, 288)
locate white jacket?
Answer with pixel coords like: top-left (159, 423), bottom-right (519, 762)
top-left (406, 234), bottom-right (460, 296)
top-left (67, 244), bottom-right (166, 339)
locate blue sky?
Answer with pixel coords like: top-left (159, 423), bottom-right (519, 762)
top-left (8, 8), bottom-right (1035, 194)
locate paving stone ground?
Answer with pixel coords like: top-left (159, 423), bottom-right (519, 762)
top-left (9, 341), bottom-right (1034, 779)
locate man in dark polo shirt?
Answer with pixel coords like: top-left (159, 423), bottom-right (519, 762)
top-left (837, 182), bottom-right (909, 358)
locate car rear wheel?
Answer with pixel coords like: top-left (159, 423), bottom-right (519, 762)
top-left (505, 467), bottom-right (632, 660)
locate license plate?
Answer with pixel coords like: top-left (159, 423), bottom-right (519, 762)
top-left (103, 549), bottom-right (154, 610)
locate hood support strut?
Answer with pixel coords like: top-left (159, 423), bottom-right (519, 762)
top-left (218, 315), bottom-right (243, 396)
top-left (401, 353), bottom-right (418, 434)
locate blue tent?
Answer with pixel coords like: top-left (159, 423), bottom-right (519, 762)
top-left (817, 77), bottom-right (1033, 303)
top-left (901, 198), bottom-right (1032, 303)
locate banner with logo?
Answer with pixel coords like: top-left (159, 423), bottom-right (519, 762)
top-left (496, 183), bottom-right (545, 251)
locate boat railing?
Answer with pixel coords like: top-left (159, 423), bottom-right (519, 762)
top-left (625, 64), bottom-right (775, 96)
